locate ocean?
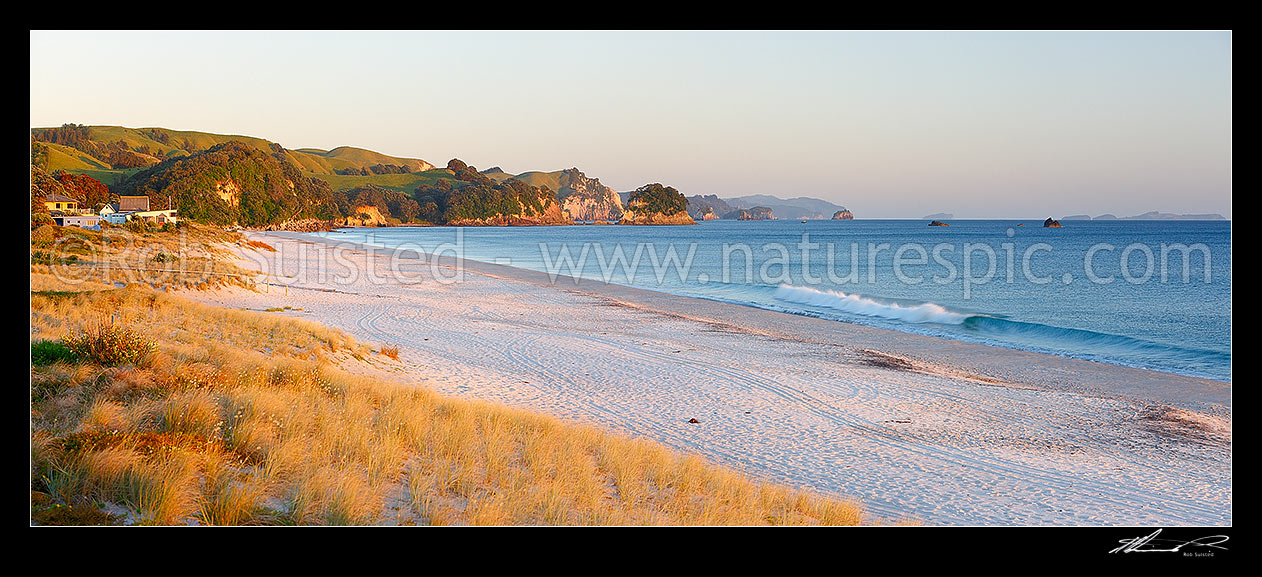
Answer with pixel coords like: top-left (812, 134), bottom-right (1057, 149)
top-left (310, 219), bottom-right (1232, 382)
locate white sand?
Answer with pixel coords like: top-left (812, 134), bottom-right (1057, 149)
top-left (186, 231), bottom-right (1231, 526)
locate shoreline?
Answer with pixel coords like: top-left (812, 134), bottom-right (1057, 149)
top-left (285, 230), bottom-right (1231, 409)
top-left (188, 231), bottom-right (1232, 525)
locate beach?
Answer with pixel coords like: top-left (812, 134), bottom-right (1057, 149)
top-left (187, 231), bottom-right (1232, 526)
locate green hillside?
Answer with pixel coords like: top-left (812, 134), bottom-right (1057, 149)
top-left (31, 125), bottom-right (433, 177)
top-left (316, 169), bottom-right (453, 194)
top-left (38, 142), bottom-right (110, 172)
top-left (294, 146), bottom-right (433, 174)
top-left (512, 170), bottom-right (565, 193)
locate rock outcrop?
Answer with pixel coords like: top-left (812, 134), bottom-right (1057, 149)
top-left (928, 220), bottom-right (950, 227)
top-left (1043, 217), bottom-right (1062, 228)
top-left (344, 205), bottom-right (389, 227)
top-left (831, 209), bottom-right (854, 220)
top-left (555, 168), bottom-right (624, 222)
top-left (619, 208), bottom-right (697, 225)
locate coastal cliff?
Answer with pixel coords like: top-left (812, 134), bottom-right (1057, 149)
top-left (725, 207), bottom-right (775, 220)
top-left (556, 168), bottom-right (624, 221)
top-left (686, 194), bottom-right (735, 221)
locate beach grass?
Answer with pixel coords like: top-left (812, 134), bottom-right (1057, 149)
top-left (30, 230), bottom-right (866, 526)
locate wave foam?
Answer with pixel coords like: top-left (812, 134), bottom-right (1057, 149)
top-left (773, 285), bottom-right (971, 324)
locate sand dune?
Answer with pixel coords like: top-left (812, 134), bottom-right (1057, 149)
top-left (185, 231), bottom-right (1231, 525)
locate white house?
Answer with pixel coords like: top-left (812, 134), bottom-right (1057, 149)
top-left (54, 215), bottom-right (102, 229)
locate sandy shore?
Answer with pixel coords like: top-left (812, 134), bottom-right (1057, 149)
top-left (185, 231), bottom-right (1231, 525)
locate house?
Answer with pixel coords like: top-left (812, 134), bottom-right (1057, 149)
top-left (53, 214), bottom-right (102, 229)
top-left (118, 196), bottom-right (151, 212)
top-left (105, 209), bottom-right (179, 225)
top-left (99, 203), bottom-right (118, 217)
top-left (44, 193), bottom-right (79, 213)
top-left (130, 209), bottom-right (179, 224)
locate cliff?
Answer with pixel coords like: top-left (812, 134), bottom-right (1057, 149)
top-left (686, 194), bottom-right (736, 221)
top-left (725, 206), bottom-right (775, 220)
top-left (555, 168), bottom-right (624, 221)
top-left (831, 209), bottom-right (854, 220)
top-left (619, 208), bottom-right (698, 225)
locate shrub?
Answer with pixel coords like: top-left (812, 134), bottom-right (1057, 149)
top-left (380, 345), bottom-right (399, 361)
top-left (62, 321), bottom-right (155, 366)
top-left (31, 340), bottom-right (76, 365)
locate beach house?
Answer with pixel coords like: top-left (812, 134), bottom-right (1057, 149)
top-left (53, 214), bottom-right (102, 229)
top-left (44, 193), bottom-right (79, 213)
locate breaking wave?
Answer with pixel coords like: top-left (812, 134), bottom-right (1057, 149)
top-left (773, 284), bottom-right (972, 324)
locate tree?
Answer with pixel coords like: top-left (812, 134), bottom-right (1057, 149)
top-left (627, 183), bottom-right (687, 215)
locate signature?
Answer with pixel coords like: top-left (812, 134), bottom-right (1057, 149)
top-left (1109, 529), bottom-right (1229, 554)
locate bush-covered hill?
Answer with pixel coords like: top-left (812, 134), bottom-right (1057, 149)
top-left (110, 142), bottom-right (342, 226)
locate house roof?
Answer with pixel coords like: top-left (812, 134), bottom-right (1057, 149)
top-left (45, 193), bottom-right (78, 203)
top-left (118, 196), bottom-right (150, 211)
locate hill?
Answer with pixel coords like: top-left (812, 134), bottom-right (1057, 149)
top-left (110, 141), bottom-right (341, 226)
top-left (480, 168), bottom-right (623, 221)
top-left (685, 195), bottom-right (736, 221)
top-left (727, 195), bottom-right (847, 220)
top-left (31, 124), bottom-right (433, 177)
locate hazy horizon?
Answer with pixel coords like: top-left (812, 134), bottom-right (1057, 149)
top-left (30, 30), bottom-right (1231, 219)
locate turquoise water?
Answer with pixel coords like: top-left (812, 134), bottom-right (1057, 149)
top-left (311, 219), bottom-right (1231, 381)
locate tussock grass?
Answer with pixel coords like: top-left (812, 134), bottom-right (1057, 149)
top-left (30, 223), bottom-right (257, 292)
top-left (31, 241), bottom-right (866, 525)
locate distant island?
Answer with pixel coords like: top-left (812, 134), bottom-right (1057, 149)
top-left (922, 212), bottom-right (953, 220)
top-left (1062, 211), bottom-right (1227, 221)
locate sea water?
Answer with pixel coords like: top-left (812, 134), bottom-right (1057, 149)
top-left (310, 219), bottom-right (1231, 382)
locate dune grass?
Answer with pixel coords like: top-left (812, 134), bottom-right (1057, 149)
top-left (30, 228), bottom-right (867, 526)
top-left (30, 222), bottom-right (262, 292)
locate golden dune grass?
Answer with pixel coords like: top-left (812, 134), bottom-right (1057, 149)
top-left (31, 237), bottom-right (866, 526)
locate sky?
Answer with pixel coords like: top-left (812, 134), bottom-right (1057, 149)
top-left (30, 30), bottom-right (1231, 218)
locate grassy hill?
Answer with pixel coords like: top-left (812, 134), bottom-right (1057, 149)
top-left (511, 170), bottom-right (565, 193)
top-left (315, 169), bottom-right (454, 194)
top-left (293, 147), bottom-right (433, 174)
top-left (32, 125), bottom-right (433, 177)
top-left (39, 142), bottom-right (110, 172)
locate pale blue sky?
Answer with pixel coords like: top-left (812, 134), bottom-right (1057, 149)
top-left (30, 30), bottom-right (1231, 218)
